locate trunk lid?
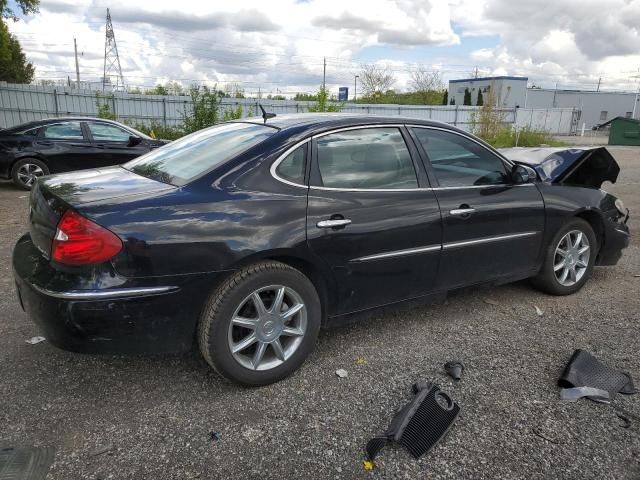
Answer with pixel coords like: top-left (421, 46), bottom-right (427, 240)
top-left (499, 146), bottom-right (620, 188)
top-left (28, 166), bottom-right (174, 258)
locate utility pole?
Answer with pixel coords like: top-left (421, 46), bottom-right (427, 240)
top-left (596, 76), bottom-right (601, 92)
top-left (323, 56), bottom-right (326, 89)
top-left (73, 37), bottom-right (80, 88)
top-left (474, 66), bottom-right (479, 78)
top-left (354, 74), bottom-right (359, 102)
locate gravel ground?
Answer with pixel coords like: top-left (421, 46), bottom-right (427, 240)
top-left (1, 147), bottom-right (639, 480)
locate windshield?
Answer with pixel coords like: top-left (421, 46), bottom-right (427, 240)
top-left (124, 122), bottom-right (276, 186)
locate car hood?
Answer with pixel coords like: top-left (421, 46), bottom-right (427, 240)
top-left (38, 166), bottom-right (175, 206)
top-left (499, 146), bottom-right (620, 188)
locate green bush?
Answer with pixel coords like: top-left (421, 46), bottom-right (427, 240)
top-left (484, 127), bottom-right (568, 148)
top-left (127, 121), bottom-right (184, 141)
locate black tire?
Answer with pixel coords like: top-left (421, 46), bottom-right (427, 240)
top-left (198, 261), bottom-right (321, 386)
top-left (531, 218), bottom-right (597, 295)
top-left (11, 158), bottom-right (49, 190)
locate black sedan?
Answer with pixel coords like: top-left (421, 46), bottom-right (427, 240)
top-left (0, 117), bottom-right (168, 189)
top-left (12, 114), bottom-right (630, 386)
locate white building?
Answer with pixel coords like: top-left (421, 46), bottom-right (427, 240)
top-left (448, 76), bottom-right (528, 108)
top-left (525, 89), bottom-right (639, 129)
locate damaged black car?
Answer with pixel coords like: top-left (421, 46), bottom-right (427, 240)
top-left (12, 115), bottom-right (630, 385)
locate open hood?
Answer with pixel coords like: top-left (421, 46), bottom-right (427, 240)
top-left (499, 146), bottom-right (620, 188)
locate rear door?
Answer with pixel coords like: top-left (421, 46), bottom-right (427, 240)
top-left (305, 126), bottom-right (443, 316)
top-left (409, 126), bottom-right (545, 289)
top-left (35, 121), bottom-right (92, 173)
top-left (85, 121), bottom-right (148, 166)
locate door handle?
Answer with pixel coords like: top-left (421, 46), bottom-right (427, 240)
top-left (449, 207), bottom-right (476, 217)
top-left (317, 218), bottom-right (352, 228)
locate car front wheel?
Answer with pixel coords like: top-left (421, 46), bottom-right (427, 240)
top-left (198, 261), bottom-right (321, 386)
top-left (531, 218), bottom-right (597, 295)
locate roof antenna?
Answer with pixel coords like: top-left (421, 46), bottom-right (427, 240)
top-left (259, 103), bottom-right (276, 124)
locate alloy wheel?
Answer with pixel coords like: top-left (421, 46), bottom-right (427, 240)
top-left (553, 230), bottom-right (590, 287)
top-left (17, 163), bottom-right (45, 187)
top-left (227, 285), bottom-right (307, 371)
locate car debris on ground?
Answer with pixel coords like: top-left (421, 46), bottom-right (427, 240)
top-left (24, 336), bottom-right (45, 345)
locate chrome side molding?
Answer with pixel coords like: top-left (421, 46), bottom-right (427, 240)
top-left (30, 285), bottom-right (179, 300)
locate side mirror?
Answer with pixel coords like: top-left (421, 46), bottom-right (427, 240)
top-left (128, 135), bottom-right (142, 147)
top-left (511, 164), bottom-right (537, 184)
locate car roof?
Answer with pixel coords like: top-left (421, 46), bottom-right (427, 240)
top-left (4, 117), bottom-right (131, 131)
top-left (238, 113), bottom-right (459, 134)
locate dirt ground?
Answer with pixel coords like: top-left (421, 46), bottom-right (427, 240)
top-left (0, 146), bottom-right (638, 479)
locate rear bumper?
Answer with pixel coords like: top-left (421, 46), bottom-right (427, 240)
top-left (596, 218), bottom-right (630, 266)
top-left (13, 233), bottom-right (223, 354)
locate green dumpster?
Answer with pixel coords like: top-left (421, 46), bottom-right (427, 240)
top-left (608, 116), bottom-right (640, 146)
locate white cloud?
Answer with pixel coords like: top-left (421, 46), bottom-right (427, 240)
top-left (7, 0), bottom-right (640, 95)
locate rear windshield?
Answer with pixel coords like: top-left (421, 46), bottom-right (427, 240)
top-left (124, 122), bottom-right (276, 186)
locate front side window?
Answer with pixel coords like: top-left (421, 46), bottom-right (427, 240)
top-left (276, 146), bottom-right (306, 185)
top-left (315, 128), bottom-right (417, 189)
top-left (88, 123), bottom-right (131, 142)
top-left (42, 122), bottom-right (84, 140)
top-left (411, 128), bottom-right (509, 187)
top-left (125, 122), bottom-right (276, 186)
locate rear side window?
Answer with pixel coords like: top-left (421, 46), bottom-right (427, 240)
top-left (411, 128), bottom-right (508, 187)
top-left (42, 122), bottom-right (84, 140)
top-left (315, 127), bottom-right (417, 189)
top-left (276, 146), bottom-right (306, 185)
top-left (125, 123), bottom-right (276, 186)
top-left (88, 123), bottom-right (131, 142)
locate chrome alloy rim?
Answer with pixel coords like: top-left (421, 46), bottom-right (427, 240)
top-left (227, 285), bottom-right (307, 371)
top-left (554, 230), bottom-right (590, 286)
top-left (17, 163), bottom-right (44, 187)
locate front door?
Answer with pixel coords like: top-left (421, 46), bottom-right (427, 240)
top-left (306, 126), bottom-right (443, 316)
top-left (409, 126), bottom-right (545, 289)
top-left (85, 121), bottom-right (148, 167)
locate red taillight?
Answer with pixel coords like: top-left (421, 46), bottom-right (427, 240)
top-left (51, 210), bottom-right (122, 265)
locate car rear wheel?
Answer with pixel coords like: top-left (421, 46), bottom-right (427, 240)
top-left (198, 261), bottom-right (321, 386)
top-left (11, 158), bottom-right (49, 190)
top-left (531, 218), bottom-right (597, 295)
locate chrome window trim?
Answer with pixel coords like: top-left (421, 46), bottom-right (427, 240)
top-left (311, 124), bottom-right (406, 139)
top-left (269, 139), bottom-right (311, 189)
top-left (443, 231), bottom-right (538, 250)
top-left (30, 284), bottom-right (178, 300)
top-left (351, 244), bottom-right (441, 263)
top-left (351, 231), bottom-right (539, 262)
top-left (269, 123), bottom-right (528, 192)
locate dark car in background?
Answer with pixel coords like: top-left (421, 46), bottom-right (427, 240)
top-left (0, 118), bottom-right (168, 189)
top-left (12, 114), bottom-right (630, 386)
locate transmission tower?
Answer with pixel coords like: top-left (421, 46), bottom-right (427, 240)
top-left (102, 8), bottom-right (125, 91)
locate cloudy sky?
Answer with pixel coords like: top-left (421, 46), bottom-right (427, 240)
top-left (7, 0), bottom-right (640, 95)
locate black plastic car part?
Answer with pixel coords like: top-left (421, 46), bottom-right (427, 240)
top-left (366, 382), bottom-right (460, 460)
top-left (559, 349), bottom-right (637, 401)
top-left (0, 446), bottom-right (55, 480)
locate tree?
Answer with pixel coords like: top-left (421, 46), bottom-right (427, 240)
top-left (359, 64), bottom-right (395, 100)
top-left (450, 97), bottom-right (455, 105)
top-left (145, 84), bottom-right (169, 96)
top-left (409, 67), bottom-right (444, 105)
top-left (442, 90), bottom-right (448, 105)
top-left (463, 88), bottom-right (472, 106)
top-left (0, 19), bottom-right (34, 82)
top-left (307, 85), bottom-right (341, 112)
top-left (1, 0), bottom-right (38, 19)
top-left (476, 89), bottom-right (484, 106)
